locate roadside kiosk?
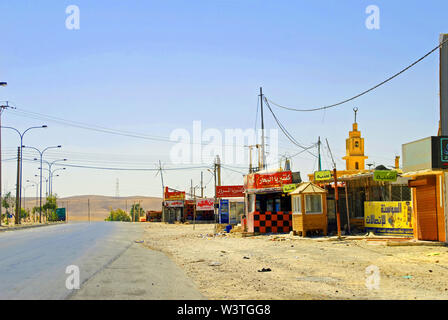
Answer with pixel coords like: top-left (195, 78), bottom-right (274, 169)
top-left (289, 182), bottom-right (328, 237)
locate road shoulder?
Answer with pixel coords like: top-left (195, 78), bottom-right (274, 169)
top-left (70, 241), bottom-right (204, 300)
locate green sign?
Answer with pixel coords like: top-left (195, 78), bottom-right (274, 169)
top-left (314, 170), bottom-right (332, 181)
top-left (282, 184), bottom-right (297, 193)
top-left (441, 138), bottom-right (448, 162)
top-left (373, 170), bottom-right (397, 182)
top-left (56, 208), bottom-right (66, 221)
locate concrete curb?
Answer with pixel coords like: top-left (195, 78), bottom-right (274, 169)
top-left (0, 222), bottom-right (65, 232)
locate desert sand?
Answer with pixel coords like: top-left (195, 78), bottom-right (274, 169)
top-left (143, 223), bottom-right (448, 300)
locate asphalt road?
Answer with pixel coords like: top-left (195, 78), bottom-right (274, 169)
top-left (0, 222), bottom-right (203, 300)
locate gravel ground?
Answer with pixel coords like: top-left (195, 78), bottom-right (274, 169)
top-left (143, 223), bottom-right (448, 300)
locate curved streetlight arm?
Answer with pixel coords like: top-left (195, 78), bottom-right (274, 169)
top-left (23, 145), bottom-right (43, 157)
top-left (22, 125), bottom-right (47, 138)
top-left (50, 168), bottom-right (66, 177)
top-left (1, 125), bottom-right (46, 139)
top-left (0, 126), bottom-right (21, 136)
top-left (43, 145), bottom-right (61, 154)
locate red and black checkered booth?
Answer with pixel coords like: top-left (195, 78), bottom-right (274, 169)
top-left (248, 211), bottom-right (292, 234)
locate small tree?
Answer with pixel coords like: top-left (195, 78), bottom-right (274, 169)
top-left (105, 208), bottom-right (131, 222)
top-left (43, 195), bottom-right (58, 222)
top-left (31, 206), bottom-right (40, 222)
top-left (130, 203), bottom-right (145, 222)
top-left (20, 208), bottom-right (29, 221)
top-left (2, 192), bottom-right (15, 225)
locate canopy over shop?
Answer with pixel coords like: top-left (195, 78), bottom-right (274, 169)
top-left (311, 168), bottom-right (412, 234)
top-left (244, 170), bottom-right (301, 234)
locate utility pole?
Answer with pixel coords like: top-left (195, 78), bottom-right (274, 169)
top-left (15, 147), bottom-right (20, 225)
top-left (259, 87), bottom-right (266, 170)
top-left (158, 160), bottom-right (165, 222)
top-left (216, 155), bottom-right (221, 186)
top-left (0, 101), bottom-right (14, 227)
top-left (248, 145), bottom-right (254, 173)
top-left (200, 171), bottom-right (204, 198)
top-left (318, 137), bottom-right (322, 171)
top-left (326, 139), bottom-right (341, 238)
top-left (213, 159), bottom-right (218, 233)
top-left (193, 186), bottom-right (196, 230)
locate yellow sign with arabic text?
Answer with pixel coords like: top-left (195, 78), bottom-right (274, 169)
top-left (364, 201), bottom-right (413, 235)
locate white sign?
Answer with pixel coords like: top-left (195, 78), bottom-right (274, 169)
top-left (165, 200), bottom-right (184, 208)
top-left (196, 198), bottom-right (214, 211)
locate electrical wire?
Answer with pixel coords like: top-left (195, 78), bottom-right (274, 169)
top-left (263, 97), bottom-right (318, 158)
top-left (17, 157), bottom-right (211, 172)
top-left (6, 107), bottom-right (248, 149)
top-left (266, 37), bottom-right (448, 112)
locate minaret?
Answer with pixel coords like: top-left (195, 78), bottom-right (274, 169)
top-left (342, 108), bottom-right (368, 171)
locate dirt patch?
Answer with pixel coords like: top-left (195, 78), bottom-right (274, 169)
top-left (143, 223), bottom-right (448, 300)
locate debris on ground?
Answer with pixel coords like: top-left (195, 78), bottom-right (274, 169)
top-left (134, 240), bottom-right (144, 243)
top-left (258, 268), bottom-right (272, 272)
top-left (209, 262), bottom-right (222, 267)
top-left (296, 276), bottom-right (338, 283)
top-left (427, 252), bottom-right (441, 256)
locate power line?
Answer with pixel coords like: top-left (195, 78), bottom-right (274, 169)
top-left (266, 37), bottom-right (448, 112)
top-left (263, 97), bottom-right (317, 158)
top-left (6, 107), bottom-right (248, 149)
top-left (17, 157), bottom-right (211, 172)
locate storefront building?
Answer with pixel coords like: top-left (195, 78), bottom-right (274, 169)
top-left (162, 187), bottom-right (185, 223)
top-left (244, 170), bottom-right (298, 234)
top-left (402, 136), bottom-right (448, 242)
top-left (216, 185), bottom-right (245, 225)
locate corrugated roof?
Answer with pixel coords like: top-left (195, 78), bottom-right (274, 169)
top-left (289, 182), bottom-right (326, 195)
top-left (401, 169), bottom-right (443, 177)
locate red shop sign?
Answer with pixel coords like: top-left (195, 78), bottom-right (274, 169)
top-left (255, 171), bottom-right (292, 189)
top-left (216, 185), bottom-right (245, 198)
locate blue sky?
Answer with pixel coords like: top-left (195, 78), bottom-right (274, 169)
top-left (0, 0), bottom-right (447, 198)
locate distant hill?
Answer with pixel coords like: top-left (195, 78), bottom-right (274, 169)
top-left (22, 195), bottom-right (162, 222)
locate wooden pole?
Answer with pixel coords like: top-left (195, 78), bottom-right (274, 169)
top-left (15, 147), bottom-right (20, 225)
top-left (333, 168), bottom-right (341, 237)
top-left (345, 182), bottom-right (351, 234)
top-left (193, 188), bottom-right (196, 230)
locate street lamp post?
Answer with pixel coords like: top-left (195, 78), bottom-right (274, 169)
top-left (25, 145), bottom-right (61, 223)
top-left (1, 125), bottom-right (47, 224)
top-left (38, 165), bottom-right (65, 195)
top-left (49, 168), bottom-right (65, 195)
top-left (42, 159), bottom-right (66, 196)
top-left (26, 179), bottom-right (39, 221)
top-left (22, 183), bottom-right (36, 220)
